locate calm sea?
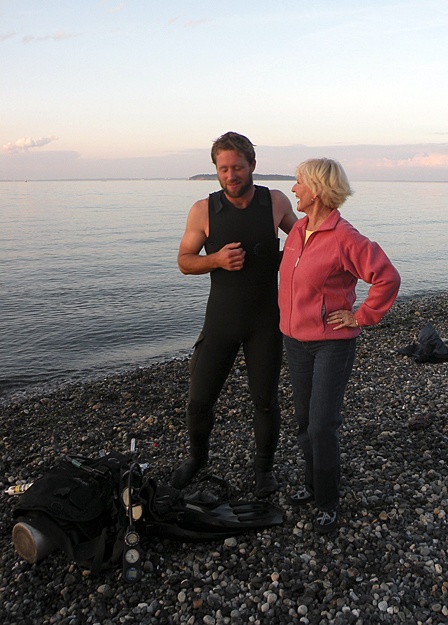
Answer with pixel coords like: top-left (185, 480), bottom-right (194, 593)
top-left (1, 179), bottom-right (447, 402)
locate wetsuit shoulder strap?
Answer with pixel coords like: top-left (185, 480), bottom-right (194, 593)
top-left (255, 185), bottom-right (272, 208)
top-left (208, 190), bottom-right (223, 215)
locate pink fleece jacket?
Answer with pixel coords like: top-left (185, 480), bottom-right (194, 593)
top-left (279, 210), bottom-right (401, 341)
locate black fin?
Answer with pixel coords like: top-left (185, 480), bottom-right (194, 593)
top-left (141, 477), bottom-right (284, 541)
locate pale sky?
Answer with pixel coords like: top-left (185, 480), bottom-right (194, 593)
top-left (1, 0), bottom-right (448, 181)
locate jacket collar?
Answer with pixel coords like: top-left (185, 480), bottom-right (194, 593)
top-left (297, 208), bottom-right (341, 232)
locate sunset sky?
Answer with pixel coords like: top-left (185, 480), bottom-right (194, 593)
top-left (1, 0), bottom-right (448, 181)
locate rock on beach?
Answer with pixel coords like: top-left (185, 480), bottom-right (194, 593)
top-left (0, 293), bottom-right (447, 625)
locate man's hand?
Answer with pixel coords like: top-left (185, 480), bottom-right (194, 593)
top-left (216, 242), bottom-right (246, 271)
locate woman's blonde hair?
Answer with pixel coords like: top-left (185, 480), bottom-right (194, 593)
top-left (297, 158), bottom-right (353, 209)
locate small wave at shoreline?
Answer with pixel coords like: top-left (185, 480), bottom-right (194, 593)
top-left (1, 291), bottom-right (446, 409)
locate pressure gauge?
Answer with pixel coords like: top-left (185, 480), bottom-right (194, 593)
top-left (123, 541), bottom-right (143, 584)
top-left (124, 566), bottom-right (142, 583)
top-left (124, 548), bottom-right (140, 564)
top-left (125, 530), bottom-right (140, 547)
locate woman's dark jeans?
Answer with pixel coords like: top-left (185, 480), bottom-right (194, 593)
top-left (284, 335), bottom-right (357, 510)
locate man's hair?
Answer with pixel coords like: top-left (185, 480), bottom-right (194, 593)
top-left (211, 131), bottom-right (256, 165)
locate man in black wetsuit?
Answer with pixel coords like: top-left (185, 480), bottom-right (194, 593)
top-left (171, 131), bottom-right (296, 497)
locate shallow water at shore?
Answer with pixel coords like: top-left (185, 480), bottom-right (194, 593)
top-left (1, 179), bottom-right (447, 403)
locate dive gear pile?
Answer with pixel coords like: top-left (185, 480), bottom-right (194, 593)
top-left (11, 446), bottom-right (283, 582)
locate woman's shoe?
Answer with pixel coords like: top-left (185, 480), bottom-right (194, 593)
top-left (288, 485), bottom-right (314, 508)
top-left (313, 506), bottom-right (339, 534)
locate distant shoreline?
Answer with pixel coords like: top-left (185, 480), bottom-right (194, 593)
top-left (1, 177), bottom-right (446, 183)
top-left (189, 174), bottom-right (296, 181)
top-left (0, 175), bottom-right (296, 182)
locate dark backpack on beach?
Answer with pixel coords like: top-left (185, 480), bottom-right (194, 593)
top-left (398, 321), bottom-right (448, 363)
top-left (13, 451), bottom-right (132, 574)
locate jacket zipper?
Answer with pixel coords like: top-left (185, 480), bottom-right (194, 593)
top-left (288, 253), bottom-right (302, 335)
top-left (289, 230), bottom-right (313, 335)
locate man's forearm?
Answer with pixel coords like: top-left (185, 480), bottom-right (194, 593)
top-left (178, 252), bottom-right (219, 275)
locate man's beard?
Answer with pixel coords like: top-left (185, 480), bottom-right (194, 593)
top-left (220, 173), bottom-right (253, 199)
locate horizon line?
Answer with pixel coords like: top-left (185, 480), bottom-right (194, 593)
top-left (1, 177), bottom-right (447, 183)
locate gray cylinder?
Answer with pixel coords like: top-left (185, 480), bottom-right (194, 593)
top-left (12, 521), bottom-right (57, 564)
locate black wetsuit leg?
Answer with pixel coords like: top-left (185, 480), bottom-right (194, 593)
top-left (243, 294), bottom-right (283, 472)
top-left (186, 327), bottom-right (241, 459)
top-left (187, 283), bottom-right (282, 468)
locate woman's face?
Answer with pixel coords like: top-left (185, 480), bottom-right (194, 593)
top-left (291, 176), bottom-right (315, 213)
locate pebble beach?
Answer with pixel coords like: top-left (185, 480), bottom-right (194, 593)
top-left (1, 293), bottom-right (447, 625)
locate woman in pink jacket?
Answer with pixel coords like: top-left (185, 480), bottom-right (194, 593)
top-left (279, 158), bottom-right (400, 533)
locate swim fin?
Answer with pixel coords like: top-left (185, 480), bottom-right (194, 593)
top-left (140, 478), bottom-right (284, 541)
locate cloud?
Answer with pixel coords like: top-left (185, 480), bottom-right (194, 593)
top-left (3, 136), bottom-right (59, 153)
top-left (0, 32), bottom-right (15, 42)
top-left (381, 153), bottom-right (448, 169)
top-left (1, 143), bottom-right (447, 182)
top-left (254, 143), bottom-right (448, 181)
top-left (110, 3), bottom-right (126, 13)
top-left (346, 148), bottom-right (448, 171)
top-left (169, 15), bottom-right (209, 28)
top-left (22, 31), bottom-right (76, 44)
top-left (184, 19), bottom-right (209, 28)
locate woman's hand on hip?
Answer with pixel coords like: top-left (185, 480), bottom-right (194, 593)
top-left (327, 310), bottom-right (359, 330)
